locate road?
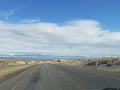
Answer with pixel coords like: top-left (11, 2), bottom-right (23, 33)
top-left (0, 63), bottom-right (120, 90)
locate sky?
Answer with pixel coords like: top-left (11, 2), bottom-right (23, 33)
top-left (0, 0), bottom-right (120, 56)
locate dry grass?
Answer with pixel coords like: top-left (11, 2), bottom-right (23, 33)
top-left (0, 60), bottom-right (36, 80)
top-left (0, 64), bottom-right (32, 79)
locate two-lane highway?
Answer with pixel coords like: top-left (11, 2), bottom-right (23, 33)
top-left (0, 63), bottom-right (120, 90)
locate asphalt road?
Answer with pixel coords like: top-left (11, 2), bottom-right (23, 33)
top-left (0, 63), bottom-right (120, 90)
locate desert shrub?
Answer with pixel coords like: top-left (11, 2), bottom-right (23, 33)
top-left (106, 63), bottom-right (113, 67)
top-left (112, 58), bottom-right (118, 61)
top-left (86, 61), bottom-right (97, 66)
top-left (115, 61), bottom-right (120, 65)
top-left (57, 60), bottom-right (61, 62)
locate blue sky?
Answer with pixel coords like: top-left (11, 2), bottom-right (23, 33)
top-left (0, 0), bottom-right (120, 56)
top-left (0, 0), bottom-right (120, 29)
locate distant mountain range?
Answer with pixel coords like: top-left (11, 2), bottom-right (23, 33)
top-left (0, 53), bottom-right (86, 60)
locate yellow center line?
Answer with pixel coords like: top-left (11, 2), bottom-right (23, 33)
top-left (11, 65), bottom-right (39, 90)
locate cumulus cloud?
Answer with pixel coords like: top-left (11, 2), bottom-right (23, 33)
top-left (0, 19), bottom-right (120, 56)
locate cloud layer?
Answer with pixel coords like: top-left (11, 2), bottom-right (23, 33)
top-left (0, 19), bottom-right (120, 56)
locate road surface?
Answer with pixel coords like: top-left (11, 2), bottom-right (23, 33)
top-left (0, 63), bottom-right (120, 90)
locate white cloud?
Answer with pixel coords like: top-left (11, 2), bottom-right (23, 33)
top-left (0, 19), bottom-right (120, 56)
top-left (20, 18), bottom-right (40, 23)
top-left (0, 9), bottom-right (15, 20)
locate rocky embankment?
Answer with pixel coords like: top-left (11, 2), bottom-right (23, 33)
top-left (53, 57), bottom-right (120, 71)
top-left (84, 57), bottom-right (120, 71)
